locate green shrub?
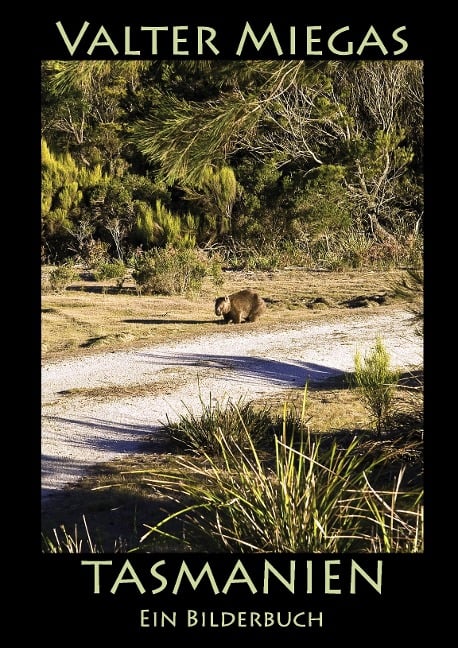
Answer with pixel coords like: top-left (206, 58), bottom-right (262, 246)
top-left (86, 240), bottom-right (111, 268)
top-left (132, 245), bottom-right (220, 295)
top-left (48, 263), bottom-right (77, 292)
top-left (165, 394), bottom-right (276, 456)
top-left (351, 337), bottom-right (400, 436)
top-left (208, 253), bottom-right (224, 287)
top-left (93, 260), bottom-right (127, 282)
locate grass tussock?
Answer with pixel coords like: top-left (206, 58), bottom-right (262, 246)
top-left (137, 427), bottom-right (422, 553)
top-left (132, 385), bottom-right (423, 554)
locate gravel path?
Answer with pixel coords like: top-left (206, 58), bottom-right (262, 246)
top-left (41, 308), bottom-right (422, 500)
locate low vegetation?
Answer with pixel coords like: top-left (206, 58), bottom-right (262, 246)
top-left (351, 337), bottom-right (401, 436)
top-left (42, 355), bottom-right (423, 554)
top-left (41, 267), bottom-right (423, 554)
top-left (42, 61), bottom-right (423, 271)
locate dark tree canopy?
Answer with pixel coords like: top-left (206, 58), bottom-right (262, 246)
top-left (41, 60), bottom-right (423, 266)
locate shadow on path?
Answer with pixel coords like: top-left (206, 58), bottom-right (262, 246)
top-left (42, 415), bottom-right (166, 451)
top-left (123, 318), bottom-right (213, 325)
top-left (137, 352), bottom-right (345, 387)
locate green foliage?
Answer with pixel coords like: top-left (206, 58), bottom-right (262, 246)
top-left (85, 240), bottom-right (111, 268)
top-left (132, 92), bottom-right (263, 186)
top-left (165, 394), bottom-right (276, 456)
top-left (92, 260), bottom-right (126, 282)
top-left (306, 225), bottom-right (423, 271)
top-left (41, 139), bottom-right (107, 260)
top-left (131, 245), bottom-right (217, 295)
top-left (244, 246), bottom-right (284, 271)
top-left (315, 229), bottom-right (376, 270)
top-left (234, 157), bottom-right (299, 240)
top-left (41, 139), bottom-right (82, 233)
top-left (195, 165), bottom-right (238, 236)
top-left (354, 467), bottom-right (423, 552)
top-left (299, 165), bottom-right (352, 234)
top-left (207, 253), bottom-right (224, 287)
top-left (153, 200), bottom-right (198, 248)
top-left (132, 201), bottom-right (157, 246)
top-left (139, 392), bottom-right (422, 552)
top-left (344, 128), bottom-right (416, 229)
top-left (218, 227), bottom-right (421, 272)
top-left (351, 337), bottom-right (400, 436)
top-left (48, 263), bottom-right (77, 292)
top-left (41, 60), bottom-right (423, 267)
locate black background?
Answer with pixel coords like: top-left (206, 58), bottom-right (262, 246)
top-left (39, 16), bottom-right (424, 60)
top-left (39, 552), bottom-right (429, 639)
top-left (32, 8), bottom-right (432, 642)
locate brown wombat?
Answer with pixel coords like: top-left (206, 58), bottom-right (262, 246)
top-left (214, 289), bottom-right (266, 324)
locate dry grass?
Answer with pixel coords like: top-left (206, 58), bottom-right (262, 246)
top-left (52, 372), bottom-right (191, 402)
top-left (42, 266), bottom-right (409, 360)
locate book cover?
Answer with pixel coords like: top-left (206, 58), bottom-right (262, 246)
top-left (38, 10), bottom-right (427, 641)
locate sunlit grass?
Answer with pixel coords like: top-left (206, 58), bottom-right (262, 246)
top-left (134, 388), bottom-right (423, 553)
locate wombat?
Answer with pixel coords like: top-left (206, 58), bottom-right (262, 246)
top-left (214, 289), bottom-right (266, 324)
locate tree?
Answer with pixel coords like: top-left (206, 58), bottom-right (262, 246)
top-left (42, 60), bottom-right (147, 173)
top-left (330, 61), bottom-right (424, 236)
top-left (129, 60), bottom-right (422, 240)
top-left (181, 165), bottom-right (238, 239)
top-left (41, 60), bottom-right (423, 259)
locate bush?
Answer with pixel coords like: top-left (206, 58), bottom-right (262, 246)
top-left (165, 394), bottom-right (276, 456)
top-left (351, 337), bottom-right (400, 436)
top-left (85, 240), bottom-right (111, 268)
top-left (93, 260), bottom-right (127, 282)
top-left (48, 263), bottom-right (77, 292)
top-left (132, 245), bottom-right (220, 295)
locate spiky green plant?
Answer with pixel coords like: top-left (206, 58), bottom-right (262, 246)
top-left (343, 467), bottom-right (424, 552)
top-left (137, 387), bottom-right (416, 553)
top-left (352, 337), bottom-right (400, 436)
top-left (137, 417), bottom-right (423, 553)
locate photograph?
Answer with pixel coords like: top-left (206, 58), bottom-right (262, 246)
top-left (39, 14), bottom-right (426, 640)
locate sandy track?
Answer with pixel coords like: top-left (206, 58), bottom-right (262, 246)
top-left (41, 308), bottom-right (422, 500)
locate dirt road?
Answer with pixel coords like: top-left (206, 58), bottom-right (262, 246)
top-left (41, 307), bottom-right (422, 500)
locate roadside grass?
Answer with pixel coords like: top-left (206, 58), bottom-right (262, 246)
top-left (42, 267), bottom-right (411, 360)
top-left (41, 370), bottom-right (423, 553)
top-left (136, 431), bottom-right (422, 553)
